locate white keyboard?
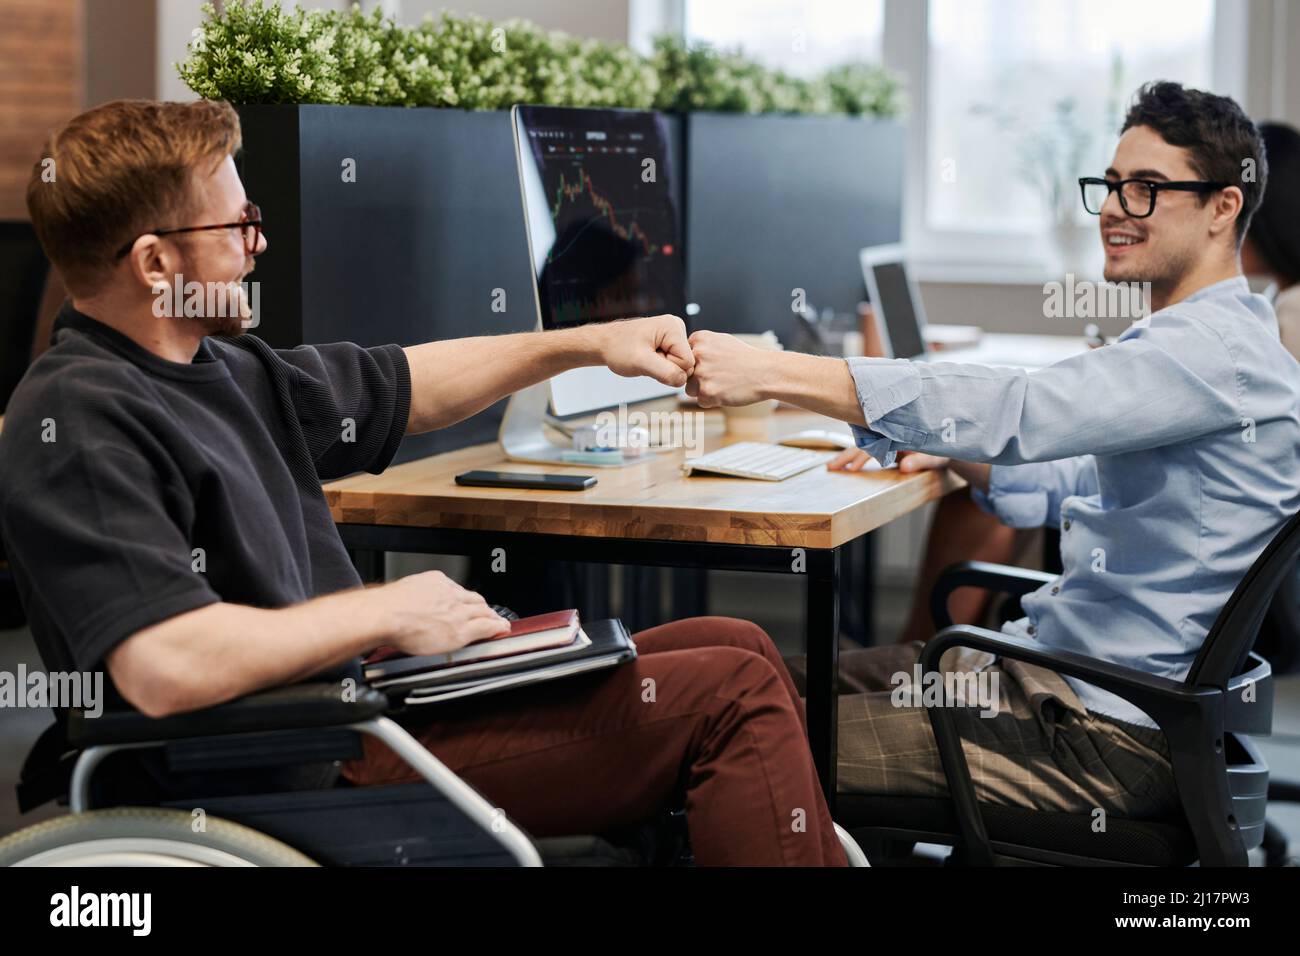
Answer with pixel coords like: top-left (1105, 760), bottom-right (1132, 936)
top-left (682, 442), bottom-right (835, 481)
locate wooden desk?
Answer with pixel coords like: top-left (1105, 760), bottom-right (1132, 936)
top-left (325, 405), bottom-right (965, 805)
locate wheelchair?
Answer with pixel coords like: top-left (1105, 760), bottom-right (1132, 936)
top-left (1, 648), bottom-right (868, 867)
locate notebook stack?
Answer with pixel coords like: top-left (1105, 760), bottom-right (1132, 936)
top-left (363, 609), bottom-right (636, 705)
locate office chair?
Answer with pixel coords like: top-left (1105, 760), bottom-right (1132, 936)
top-left (1254, 557), bottom-right (1300, 866)
top-left (842, 509), bottom-right (1300, 866)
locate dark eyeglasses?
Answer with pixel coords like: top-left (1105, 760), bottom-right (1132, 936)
top-left (115, 201), bottom-right (263, 258)
top-left (1078, 177), bottom-right (1227, 219)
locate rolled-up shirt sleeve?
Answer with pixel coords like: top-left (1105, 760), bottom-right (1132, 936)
top-left (273, 341), bottom-right (412, 480)
top-left (843, 311), bottom-right (1240, 468)
top-left (845, 357), bottom-right (924, 466)
top-left (971, 456), bottom-right (1099, 528)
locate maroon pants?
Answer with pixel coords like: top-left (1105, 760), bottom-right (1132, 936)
top-left (342, 616), bottom-right (846, 866)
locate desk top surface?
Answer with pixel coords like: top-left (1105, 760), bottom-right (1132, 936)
top-left (324, 406), bottom-right (964, 549)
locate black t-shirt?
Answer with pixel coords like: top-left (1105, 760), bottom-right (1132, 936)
top-left (0, 303), bottom-right (411, 795)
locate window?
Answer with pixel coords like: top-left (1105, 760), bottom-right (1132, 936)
top-left (684, 0), bottom-right (884, 76)
top-left (926, 0), bottom-right (1216, 233)
top-left (664, 0), bottom-right (1241, 278)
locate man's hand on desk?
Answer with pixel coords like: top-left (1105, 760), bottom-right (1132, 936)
top-left (829, 446), bottom-right (989, 491)
top-left (597, 314), bottom-right (695, 387)
top-left (828, 448), bottom-right (952, 473)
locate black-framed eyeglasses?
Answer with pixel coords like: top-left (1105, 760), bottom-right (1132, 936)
top-left (1078, 177), bottom-right (1227, 218)
top-left (114, 201), bottom-right (263, 258)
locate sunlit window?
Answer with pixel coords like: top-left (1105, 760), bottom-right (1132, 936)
top-left (685, 0), bottom-right (885, 76)
top-left (927, 0), bottom-right (1215, 232)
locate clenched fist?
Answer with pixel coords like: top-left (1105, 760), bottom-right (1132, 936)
top-left (597, 314), bottom-right (694, 388)
top-left (684, 330), bottom-right (772, 408)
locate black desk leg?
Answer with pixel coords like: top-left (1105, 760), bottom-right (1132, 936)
top-left (347, 548), bottom-right (385, 585)
top-left (805, 547), bottom-right (841, 812)
top-left (620, 567), bottom-right (661, 633)
top-left (670, 566), bottom-right (709, 619)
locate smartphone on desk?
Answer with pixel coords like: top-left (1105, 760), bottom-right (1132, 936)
top-left (455, 470), bottom-right (596, 491)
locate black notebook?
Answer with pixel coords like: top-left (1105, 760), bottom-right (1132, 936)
top-left (371, 619), bottom-right (637, 706)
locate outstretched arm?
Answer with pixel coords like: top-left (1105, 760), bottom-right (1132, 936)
top-left (687, 313), bottom-right (1237, 468)
top-left (403, 314), bottom-right (694, 434)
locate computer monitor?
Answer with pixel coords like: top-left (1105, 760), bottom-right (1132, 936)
top-left (859, 244), bottom-right (928, 361)
top-left (512, 104), bottom-right (687, 417)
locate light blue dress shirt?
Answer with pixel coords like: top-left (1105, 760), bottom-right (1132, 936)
top-left (847, 276), bottom-right (1300, 727)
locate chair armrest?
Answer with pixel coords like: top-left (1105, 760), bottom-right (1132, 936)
top-left (930, 561), bottom-right (1057, 629)
top-left (67, 681), bottom-right (390, 748)
top-left (919, 626), bottom-right (1215, 714)
top-left (917, 625), bottom-right (1236, 865)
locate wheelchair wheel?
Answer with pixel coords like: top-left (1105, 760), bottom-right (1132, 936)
top-left (0, 808), bottom-right (318, 867)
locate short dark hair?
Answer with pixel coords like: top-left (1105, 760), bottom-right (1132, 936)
top-left (1247, 122), bottom-right (1300, 286)
top-left (1120, 81), bottom-right (1267, 244)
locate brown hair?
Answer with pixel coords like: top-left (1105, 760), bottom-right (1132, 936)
top-left (26, 99), bottom-right (242, 295)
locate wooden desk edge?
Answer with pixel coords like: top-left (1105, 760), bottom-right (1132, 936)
top-left (325, 462), bottom-right (967, 550)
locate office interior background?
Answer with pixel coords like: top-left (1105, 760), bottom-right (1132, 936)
top-left (2, 0), bottom-right (1300, 859)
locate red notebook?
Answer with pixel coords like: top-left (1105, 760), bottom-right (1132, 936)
top-left (364, 609), bottom-right (581, 679)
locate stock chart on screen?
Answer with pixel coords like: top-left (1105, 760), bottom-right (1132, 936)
top-left (514, 106), bottom-right (686, 330)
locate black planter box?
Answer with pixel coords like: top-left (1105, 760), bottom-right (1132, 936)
top-left (683, 112), bottom-right (904, 340)
top-left (234, 105), bottom-right (901, 462)
top-left (237, 106), bottom-right (536, 461)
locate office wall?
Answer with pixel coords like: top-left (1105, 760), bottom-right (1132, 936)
top-left (83, 0), bottom-right (155, 105)
top-left (81, 0), bottom-right (203, 106)
top-left (155, 0), bottom-right (210, 101)
top-left (1243, 0), bottom-right (1300, 130)
top-left (0, 0), bottom-right (82, 220)
top-left (397, 1), bottom-right (629, 42)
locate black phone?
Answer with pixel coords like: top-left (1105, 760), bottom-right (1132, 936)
top-left (455, 470), bottom-right (596, 491)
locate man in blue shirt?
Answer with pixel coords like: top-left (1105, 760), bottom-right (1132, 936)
top-left (686, 82), bottom-right (1300, 817)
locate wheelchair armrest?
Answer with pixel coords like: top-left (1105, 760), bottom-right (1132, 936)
top-left (67, 681), bottom-right (390, 748)
top-left (930, 561), bottom-right (1057, 630)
